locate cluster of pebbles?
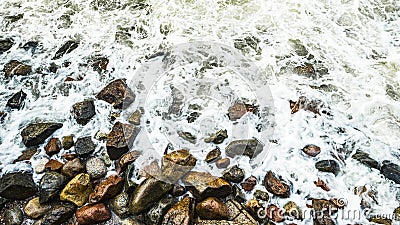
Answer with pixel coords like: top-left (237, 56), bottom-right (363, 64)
top-left (0, 39), bottom-right (400, 225)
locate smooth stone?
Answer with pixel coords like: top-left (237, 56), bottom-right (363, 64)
top-left (205, 148), bottom-right (221, 163)
top-left (129, 178), bottom-right (173, 215)
top-left (6, 90), bottom-right (27, 110)
top-left (45, 138), bottom-right (62, 156)
top-left (86, 157), bottom-right (107, 179)
top-left (263, 171), bottom-right (290, 198)
top-left (352, 150), bottom-right (379, 170)
top-left (4, 206), bottom-right (23, 225)
top-left (380, 161), bottom-right (400, 184)
top-left (106, 122), bottom-right (140, 160)
top-left (110, 192), bottom-right (130, 219)
top-left (96, 79), bottom-right (135, 109)
top-left (302, 144), bottom-right (321, 157)
top-left (72, 99), bottom-right (96, 125)
top-left (88, 174), bottom-right (124, 204)
top-left (39, 172), bottom-right (67, 203)
top-left (162, 196), bottom-right (194, 225)
top-left (75, 136), bottom-right (95, 156)
top-left (223, 165), bottom-right (245, 183)
top-left (161, 149), bottom-right (197, 182)
top-left (216, 158), bottom-right (230, 169)
top-left (225, 139), bottom-right (264, 159)
top-left (75, 203), bottom-right (111, 225)
top-left (24, 197), bottom-right (52, 219)
top-left (241, 176), bottom-right (257, 192)
top-left (196, 197), bottom-right (229, 220)
top-left (21, 123), bottom-right (63, 147)
top-left (60, 173), bottom-right (92, 206)
top-left (182, 171), bottom-right (232, 199)
top-left (61, 158), bottom-right (85, 177)
top-left (315, 160), bottom-right (340, 176)
top-left (0, 172), bottom-right (37, 200)
top-left (62, 135), bottom-right (74, 150)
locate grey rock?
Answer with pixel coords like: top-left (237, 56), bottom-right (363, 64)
top-left (75, 136), bottom-right (95, 156)
top-left (381, 161), bottom-right (400, 184)
top-left (39, 172), bottom-right (67, 203)
top-left (86, 157), bottom-right (107, 179)
top-left (106, 122), bottom-right (140, 160)
top-left (33, 202), bottom-right (76, 225)
top-left (4, 206), bottom-right (23, 225)
top-left (6, 90), bottom-right (27, 110)
top-left (225, 139), bottom-right (264, 159)
top-left (0, 172), bottom-right (37, 200)
top-left (21, 123), bottom-right (63, 146)
top-left (315, 160), bottom-right (340, 176)
top-left (352, 150), bottom-right (379, 170)
top-left (72, 99), bottom-right (96, 125)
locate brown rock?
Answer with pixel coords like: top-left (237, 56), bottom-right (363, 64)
top-left (62, 153), bottom-right (76, 161)
top-left (216, 158), bottom-right (230, 169)
top-left (196, 197), bottom-right (229, 220)
top-left (289, 96), bottom-right (323, 115)
top-left (302, 144), bottom-right (321, 157)
top-left (283, 201), bottom-right (303, 220)
top-left (128, 110), bottom-right (141, 125)
top-left (228, 102), bottom-right (256, 121)
top-left (116, 151), bottom-right (141, 173)
top-left (263, 171), bottom-right (290, 198)
top-left (91, 57), bottom-right (109, 72)
top-left (314, 178), bottom-right (330, 191)
top-left (45, 138), bottom-right (62, 156)
top-left (96, 79), bottom-right (135, 109)
top-left (106, 122), bottom-right (140, 160)
top-left (266, 204), bottom-right (285, 222)
top-left (61, 158), bottom-right (85, 177)
top-left (89, 175), bottom-right (124, 204)
top-left (62, 135), bottom-right (74, 150)
top-left (205, 148), bottom-right (221, 163)
top-left (162, 196), bottom-right (194, 225)
top-left (183, 171), bottom-right (232, 199)
top-left (312, 199), bottom-right (336, 225)
top-left (3, 60), bottom-right (32, 77)
top-left (241, 176), bottom-right (257, 192)
top-left (13, 148), bottom-right (37, 163)
top-left (161, 149), bottom-right (197, 182)
top-left (253, 190), bottom-right (269, 202)
top-left (44, 159), bottom-right (64, 171)
top-left (171, 185), bottom-right (186, 197)
top-left (75, 203), bottom-right (111, 225)
top-left (138, 160), bottom-right (161, 179)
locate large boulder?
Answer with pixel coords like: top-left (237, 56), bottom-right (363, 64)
top-left (21, 122), bottom-right (63, 146)
top-left (96, 79), bottom-right (135, 109)
top-left (106, 122), bottom-right (140, 160)
top-left (0, 172), bottom-right (37, 200)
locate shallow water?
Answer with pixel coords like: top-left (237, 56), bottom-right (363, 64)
top-left (0, 0), bottom-right (399, 224)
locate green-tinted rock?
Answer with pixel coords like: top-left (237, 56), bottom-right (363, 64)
top-left (21, 123), bottom-right (63, 146)
top-left (0, 172), bottom-right (37, 200)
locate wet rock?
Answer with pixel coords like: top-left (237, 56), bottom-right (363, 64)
top-left (245, 199), bottom-right (263, 220)
top-left (62, 135), bottom-right (74, 150)
top-left (225, 139), bottom-right (264, 159)
top-left (216, 158), bottom-right (230, 169)
top-left (0, 172), bottom-right (37, 200)
top-left (4, 205), bottom-right (23, 225)
top-left (196, 197), bottom-right (229, 220)
top-left (0, 39), bottom-right (13, 55)
top-left (21, 122), bottom-right (63, 147)
top-left (228, 102), bottom-right (256, 121)
top-left (294, 63), bottom-right (316, 78)
top-left (6, 90), bottom-right (27, 110)
top-left (394, 207), bottom-right (400, 221)
top-left (226, 199), bottom-right (258, 224)
top-left (205, 148), bottom-right (221, 163)
top-left (3, 60), bottom-right (32, 78)
top-left (369, 217), bottom-right (392, 225)
top-left (106, 122), bottom-right (140, 160)
top-left (96, 79), bottom-right (135, 109)
top-left (380, 161), bottom-right (400, 184)
top-left (312, 199), bottom-right (336, 225)
top-left (0, 111), bottom-right (7, 122)
top-left (34, 158), bottom-right (49, 174)
top-left (352, 150), bottom-right (379, 170)
top-left (33, 202), bottom-right (76, 225)
top-left (178, 131), bottom-right (197, 144)
top-left (129, 178), bottom-right (173, 215)
top-left (89, 175), bottom-right (124, 203)
top-left (86, 157), bottom-right (107, 179)
top-left (75, 136), bottom-right (95, 156)
top-left (266, 204), bottom-right (284, 222)
top-left (289, 96), bottom-right (323, 115)
top-left (204, 129), bottom-right (228, 144)
top-left (39, 172), bottom-right (67, 203)
top-left (161, 149), bottom-right (197, 182)
top-left (53, 40), bottom-right (79, 60)
top-left (75, 203), bottom-right (111, 225)
top-left (314, 178), bottom-right (330, 191)
top-left (253, 190), bottom-right (269, 201)
top-left (44, 159), bottom-right (64, 171)
top-left (124, 164), bottom-right (137, 194)
top-left (24, 197), bottom-right (52, 219)
top-left (284, 201), bottom-right (303, 220)
top-left (61, 158), bottom-right (85, 177)
top-left (110, 192), bottom-right (130, 219)
top-left (146, 197), bottom-right (176, 224)
top-left (183, 171), bottom-right (232, 199)
top-left (91, 57), bottom-right (109, 72)
top-left (171, 185), bottom-right (186, 197)
top-left (263, 171), bottom-right (290, 198)
top-left (223, 165), bottom-right (245, 183)
top-left (315, 160), bottom-right (340, 176)
top-left (187, 111), bottom-right (200, 123)
top-left (289, 39), bottom-right (308, 56)
top-left (116, 150), bottom-right (141, 173)
top-left (138, 160), bottom-right (161, 179)
top-left (302, 144), bottom-right (321, 157)
top-left (241, 176), bottom-right (257, 192)
top-left (13, 148), bottom-right (37, 163)
top-left (162, 196), bottom-right (194, 225)
top-left (22, 41), bottom-right (39, 51)
top-left (232, 184), bottom-right (246, 203)
top-left (72, 99), bottom-right (96, 125)
top-left (168, 85), bottom-right (184, 116)
top-left (45, 138), bottom-right (62, 156)
top-left (60, 173), bottom-right (92, 206)
top-left (128, 110), bottom-right (141, 125)
top-left (62, 153), bottom-right (76, 161)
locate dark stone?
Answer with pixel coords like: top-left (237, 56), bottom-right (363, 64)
top-left (204, 129), bottom-right (228, 144)
top-left (162, 197), bottom-right (195, 225)
top-left (223, 165), bottom-right (245, 183)
top-left (0, 39), bottom-right (13, 55)
top-left (0, 111), bottom-right (7, 122)
top-left (124, 164), bottom-right (137, 194)
top-left (0, 172), bottom-right (37, 200)
top-left (315, 160), bottom-right (340, 176)
top-left (75, 136), bottom-right (95, 156)
top-left (110, 192), bottom-right (130, 219)
top-left (263, 171), bottom-right (290, 198)
top-left (6, 90), bottom-right (27, 110)
top-left (129, 178), bottom-right (173, 215)
top-left (302, 144), bottom-right (321, 157)
top-left (39, 172), bottom-right (67, 203)
top-left (62, 135), bottom-right (74, 150)
top-left (4, 205), bottom-right (23, 225)
top-left (91, 57), bottom-right (109, 73)
top-left (161, 149), bottom-right (197, 182)
top-left (53, 40), bottom-right (79, 60)
top-left (381, 161), bottom-right (400, 184)
top-left (13, 148), bottom-right (37, 163)
top-left (183, 171), bottom-right (232, 200)
top-left (96, 79), bottom-right (135, 109)
top-left (34, 202), bottom-right (76, 225)
top-left (44, 138), bottom-right (62, 156)
top-left (352, 150), bottom-right (380, 170)
top-left (225, 139), bottom-right (264, 159)
top-left (3, 60), bottom-right (32, 78)
top-left (312, 199), bottom-right (336, 225)
top-left (205, 148), bottom-right (221, 163)
top-left (253, 190), bottom-right (269, 201)
top-left (146, 197), bottom-right (176, 224)
top-left (178, 131), bottom-right (197, 144)
top-left (116, 150), bottom-right (141, 173)
top-left (106, 122), bottom-right (140, 160)
top-left (21, 122), bottom-right (63, 147)
top-left (72, 99), bottom-right (96, 125)
top-left (171, 185), bottom-right (186, 197)
top-left (22, 41), bottom-right (39, 51)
